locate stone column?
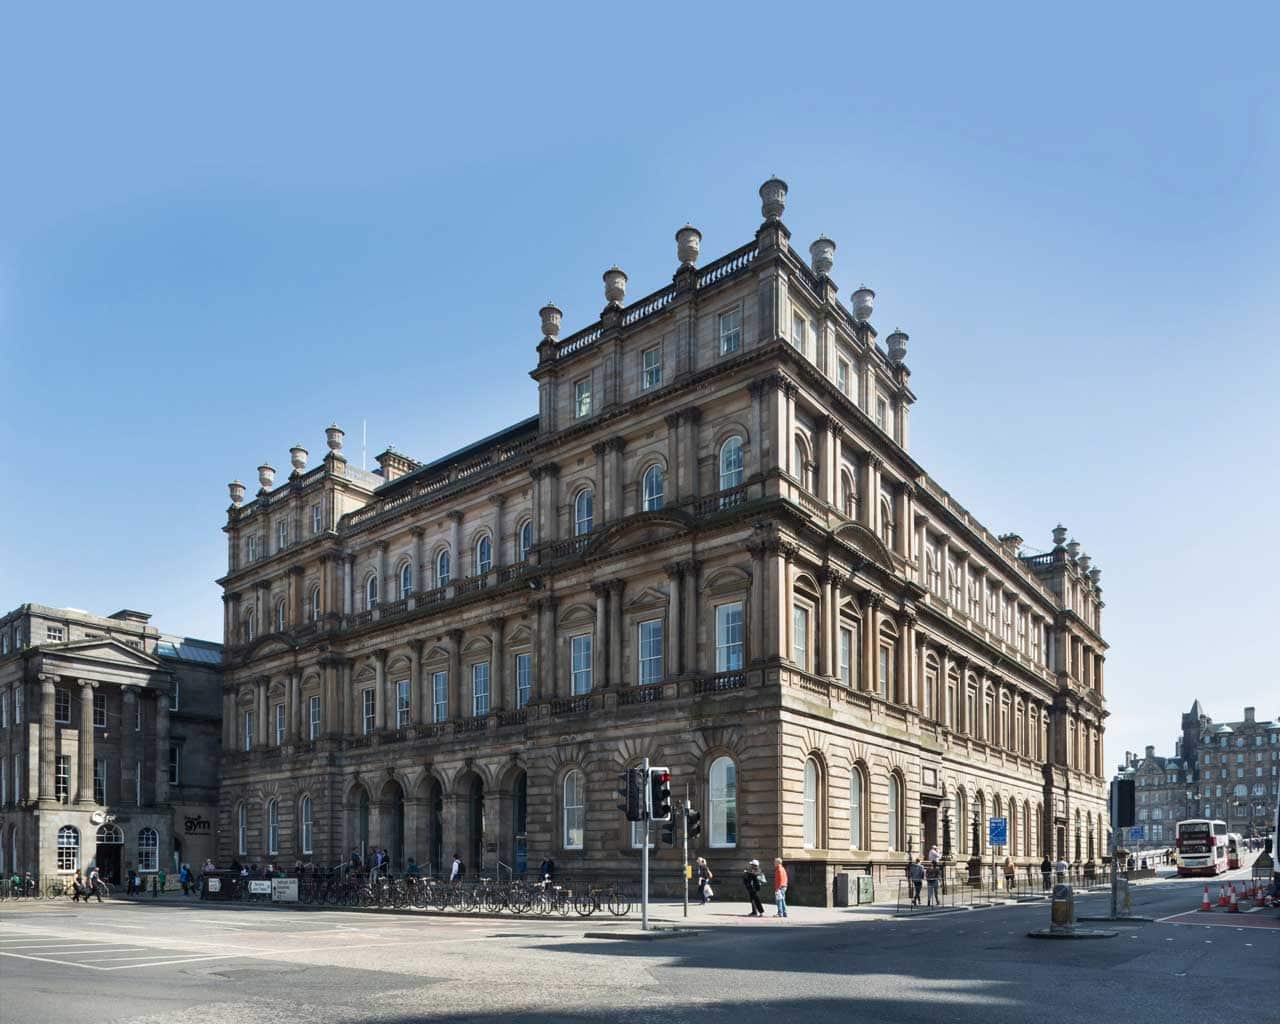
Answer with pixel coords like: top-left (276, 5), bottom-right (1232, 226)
top-left (894, 610), bottom-right (911, 705)
top-left (286, 672), bottom-right (299, 743)
top-left (829, 572), bottom-right (843, 681)
top-left (818, 569), bottom-right (835, 677)
top-left (256, 678), bottom-right (269, 746)
top-left (490, 618), bottom-right (506, 709)
top-left (155, 690), bottom-right (171, 805)
top-left (488, 495), bottom-right (506, 566)
top-left (123, 686), bottom-right (140, 802)
top-left (448, 511), bottom-right (463, 578)
top-left (747, 542), bottom-right (765, 665)
top-left (609, 579), bottom-right (624, 688)
top-left (378, 542), bottom-right (391, 604)
top-left (763, 541), bottom-right (787, 663)
top-left (343, 660), bottom-right (356, 735)
top-left (343, 554), bottom-right (355, 616)
top-left (38, 674), bottom-right (56, 801)
top-left (411, 640), bottom-right (427, 724)
top-left (865, 456), bottom-right (882, 535)
top-left (783, 385), bottom-right (796, 479)
top-left (373, 650), bottom-right (387, 729)
top-left (815, 417), bottom-right (832, 506)
top-left (610, 439), bottom-right (625, 522)
top-left (683, 408), bottom-right (702, 498)
top-left (683, 560), bottom-right (701, 675)
top-left (591, 583), bottom-right (609, 688)
top-left (664, 413), bottom-right (681, 503)
top-left (859, 592), bottom-right (879, 693)
top-left (447, 630), bottom-right (463, 719)
top-left (77, 680), bottom-right (96, 804)
top-left (534, 595), bottom-right (557, 701)
top-left (783, 552), bottom-right (795, 663)
top-left (221, 687), bottom-right (234, 749)
top-left (665, 562), bottom-right (684, 675)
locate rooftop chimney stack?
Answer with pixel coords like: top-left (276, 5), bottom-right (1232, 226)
top-left (676, 225), bottom-right (702, 266)
top-left (1244, 706), bottom-right (1255, 722)
top-left (809, 236), bottom-right (835, 276)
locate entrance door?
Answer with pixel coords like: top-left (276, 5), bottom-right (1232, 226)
top-left (920, 806), bottom-right (938, 853)
top-left (96, 843), bottom-right (122, 884)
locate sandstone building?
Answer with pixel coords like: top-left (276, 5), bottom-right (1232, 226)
top-left (0, 604), bottom-right (222, 882)
top-left (216, 180), bottom-right (1110, 902)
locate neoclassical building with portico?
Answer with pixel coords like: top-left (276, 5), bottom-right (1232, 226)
top-left (215, 179), bottom-right (1110, 903)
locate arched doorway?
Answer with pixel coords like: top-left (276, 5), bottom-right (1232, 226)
top-left (380, 780), bottom-right (405, 870)
top-left (512, 771), bottom-right (528, 876)
top-left (347, 783), bottom-right (371, 862)
top-left (455, 771), bottom-right (485, 877)
top-left (427, 778), bottom-right (444, 876)
top-left (95, 824), bottom-right (124, 884)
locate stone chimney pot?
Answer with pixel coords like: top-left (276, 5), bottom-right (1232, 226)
top-left (809, 236), bottom-right (836, 276)
top-left (257, 463), bottom-right (276, 490)
top-left (603, 267), bottom-right (628, 306)
top-left (289, 444), bottom-right (308, 474)
top-left (759, 176), bottom-right (788, 221)
top-left (228, 480), bottom-right (246, 507)
top-left (676, 225), bottom-right (702, 266)
top-left (886, 328), bottom-right (909, 365)
top-left (325, 424), bottom-right (345, 452)
top-left (852, 285), bottom-right (875, 322)
top-left (539, 303), bottom-right (563, 339)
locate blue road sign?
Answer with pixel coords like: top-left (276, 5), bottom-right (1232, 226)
top-left (988, 817), bottom-right (1008, 848)
top-left (1128, 825), bottom-right (1145, 843)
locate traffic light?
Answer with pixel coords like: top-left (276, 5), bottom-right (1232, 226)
top-left (617, 768), bottom-right (645, 822)
top-left (649, 767), bottom-right (672, 822)
top-left (1110, 778), bottom-right (1135, 829)
top-left (687, 809), bottom-right (702, 841)
top-left (661, 820), bottom-right (676, 845)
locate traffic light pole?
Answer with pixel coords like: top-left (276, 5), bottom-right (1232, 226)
top-left (641, 755), bottom-right (650, 932)
top-left (682, 792), bottom-right (690, 919)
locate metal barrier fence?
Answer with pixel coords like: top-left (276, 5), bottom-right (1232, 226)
top-left (894, 864), bottom-right (1123, 913)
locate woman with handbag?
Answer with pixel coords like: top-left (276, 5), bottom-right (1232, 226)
top-left (695, 857), bottom-right (714, 905)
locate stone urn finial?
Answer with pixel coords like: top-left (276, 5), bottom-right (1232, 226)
top-left (1052, 524), bottom-right (1068, 547)
top-left (809, 236), bottom-right (835, 276)
top-left (228, 480), bottom-right (246, 507)
top-left (289, 444), bottom-right (308, 474)
top-left (1067, 539), bottom-right (1081, 560)
top-left (852, 285), bottom-right (875, 322)
top-left (1078, 553), bottom-right (1092, 573)
top-left (676, 224), bottom-right (702, 266)
top-left (603, 267), bottom-right (628, 306)
top-left (759, 176), bottom-right (788, 221)
top-left (1089, 567), bottom-right (1102, 585)
top-left (257, 463), bottom-right (276, 490)
top-left (539, 303), bottom-right (563, 339)
top-left (325, 424), bottom-right (344, 452)
top-left (887, 328), bottom-right (909, 365)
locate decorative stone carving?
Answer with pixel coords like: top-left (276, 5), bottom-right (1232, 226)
top-left (1067, 539), bottom-right (1081, 560)
top-left (228, 480), bottom-right (246, 506)
top-left (257, 463), bottom-right (276, 490)
top-left (759, 177), bottom-right (788, 221)
top-left (809, 236), bottom-right (835, 276)
top-left (325, 424), bottom-right (345, 452)
top-left (676, 224), bottom-right (702, 266)
top-left (886, 329), bottom-right (909, 365)
top-left (1052, 524), bottom-right (1068, 547)
top-left (290, 444), bottom-right (308, 474)
top-left (1077, 553), bottom-right (1092, 573)
top-left (603, 267), bottom-right (628, 306)
top-left (852, 286), bottom-right (875, 322)
top-left (539, 303), bottom-right (563, 339)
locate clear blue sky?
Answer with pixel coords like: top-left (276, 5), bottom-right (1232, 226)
top-left (2, 4), bottom-right (1277, 767)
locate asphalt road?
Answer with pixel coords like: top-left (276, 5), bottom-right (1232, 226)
top-left (1, 866), bottom-right (1275, 1024)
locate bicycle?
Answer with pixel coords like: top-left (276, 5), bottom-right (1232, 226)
top-left (574, 882), bottom-right (631, 917)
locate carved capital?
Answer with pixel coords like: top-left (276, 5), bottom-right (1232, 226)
top-left (78, 679), bottom-right (98, 692)
top-left (37, 673), bottom-right (60, 685)
top-left (682, 406), bottom-right (703, 424)
top-left (608, 577), bottom-right (626, 596)
top-left (446, 628), bottom-right (464, 646)
top-left (664, 412), bottom-right (682, 429)
top-left (606, 435), bottom-right (627, 453)
top-left (590, 581), bottom-right (612, 598)
top-left (410, 526), bottom-right (427, 538)
top-left (664, 560), bottom-right (685, 579)
top-left (487, 494), bottom-right (506, 509)
top-left (591, 440), bottom-right (610, 457)
top-left (447, 509), bottom-right (465, 524)
top-left (487, 616), bottom-right (507, 632)
top-left (858, 589), bottom-right (883, 611)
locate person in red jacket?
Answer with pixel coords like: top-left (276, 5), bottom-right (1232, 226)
top-left (773, 857), bottom-right (789, 918)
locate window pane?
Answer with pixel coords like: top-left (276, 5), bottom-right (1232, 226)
top-left (638, 619), bottom-right (663, 685)
top-left (397, 679), bottom-right (411, 727)
top-left (710, 757), bottom-right (737, 848)
top-left (715, 603), bottom-right (744, 672)
top-left (433, 671), bottom-right (449, 722)
top-left (472, 662), bottom-right (490, 716)
top-left (850, 770), bottom-right (863, 849)
top-left (571, 635), bottom-right (592, 695)
top-left (515, 654), bottom-right (531, 708)
top-left (793, 606), bottom-right (808, 669)
top-left (803, 760), bottom-right (817, 847)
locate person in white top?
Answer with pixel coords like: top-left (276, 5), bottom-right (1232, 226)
top-left (450, 853), bottom-right (462, 881)
top-left (927, 845), bottom-right (940, 863)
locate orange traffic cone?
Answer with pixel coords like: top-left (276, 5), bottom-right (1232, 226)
top-left (1199, 886), bottom-right (1212, 911)
top-left (1228, 886), bottom-right (1240, 913)
top-left (1217, 884), bottom-right (1229, 907)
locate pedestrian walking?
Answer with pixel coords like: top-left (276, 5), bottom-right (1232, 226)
top-left (1054, 856), bottom-right (1068, 884)
top-left (71, 869), bottom-right (87, 903)
top-left (87, 864), bottom-right (103, 903)
top-left (772, 857), bottom-right (789, 918)
top-left (742, 859), bottom-right (765, 917)
top-left (539, 857), bottom-right (556, 884)
top-left (178, 864), bottom-right (190, 896)
top-left (1040, 855), bottom-right (1052, 890)
top-left (695, 857), bottom-right (714, 905)
top-left (908, 858), bottom-right (924, 906)
top-left (925, 860), bottom-right (941, 906)
top-left (450, 852), bottom-right (463, 882)
top-left (1002, 856), bottom-right (1015, 894)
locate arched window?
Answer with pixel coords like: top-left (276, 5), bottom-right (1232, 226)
top-left (719, 436), bottom-right (744, 491)
top-left (365, 574), bottom-right (379, 610)
top-left (475, 535), bottom-right (492, 575)
top-left (642, 465), bottom-right (665, 512)
top-left (275, 599), bottom-right (287, 633)
top-left (399, 561), bottom-right (413, 599)
top-left (879, 496), bottom-right (894, 549)
top-left (887, 773), bottom-right (903, 851)
top-left (517, 519), bottom-right (533, 562)
top-left (237, 804), bottom-right (248, 856)
top-left (574, 489), bottom-right (594, 536)
top-left (56, 826), bottom-right (79, 871)
top-left (709, 756), bottom-right (737, 848)
top-left (1022, 801), bottom-right (1031, 857)
top-left (309, 586), bottom-right (321, 622)
top-left (849, 766), bottom-right (865, 850)
top-left (300, 796), bottom-right (314, 855)
top-left (138, 827), bottom-right (158, 872)
top-left (793, 436), bottom-right (809, 490)
top-left (244, 616), bottom-right (255, 643)
top-left (955, 789), bottom-right (968, 855)
top-left (841, 472), bottom-right (856, 518)
top-left (435, 550), bottom-right (451, 588)
top-left (267, 799), bottom-right (280, 855)
top-left (803, 757), bottom-right (820, 848)
top-left (562, 770), bottom-right (585, 849)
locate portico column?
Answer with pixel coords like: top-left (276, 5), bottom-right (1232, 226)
top-left (447, 630), bottom-right (462, 719)
top-left (683, 560), bottom-right (701, 675)
top-left (608, 579), bottom-right (624, 688)
top-left (592, 583), bottom-right (609, 687)
top-left (412, 640), bottom-right (427, 724)
top-left (38, 675), bottom-right (57, 801)
top-left (124, 686), bottom-right (140, 801)
top-left (155, 690), bottom-right (171, 805)
top-left (373, 650), bottom-right (387, 729)
top-left (77, 680), bottom-right (96, 804)
top-left (489, 618), bottom-right (506, 709)
top-left (747, 542), bottom-right (765, 666)
top-left (665, 562), bottom-right (684, 675)
top-left (818, 570), bottom-right (835, 677)
top-left (859, 592), bottom-right (880, 693)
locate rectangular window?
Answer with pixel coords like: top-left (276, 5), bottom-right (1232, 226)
top-left (95, 757), bottom-right (107, 805)
top-left (574, 377), bottom-right (592, 419)
top-left (169, 745), bottom-right (181, 786)
top-left (93, 693), bottom-right (106, 729)
top-left (839, 627), bottom-right (853, 685)
top-left (641, 347), bottom-right (662, 390)
top-left (947, 685), bottom-right (958, 729)
top-left (277, 520), bottom-right (288, 551)
top-left (55, 754), bottom-right (70, 802)
top-left (243, 710), bottom-right (255, 752)
top-left (515, 653), bottom-right (532, 708)
top-left (638, 619), bottom-right (663, 685)
top-left (715, 602), bottom-right (745, 672)
top-left (362, 687), bottom-right (376, 735)
top-left (46, 625), bottom-right (65, 642)
top-left (12, 754), bottom-right (21, 802)
top-left (136, 698), bottom-right (142, 731)
top-left (311, 504), bottom-right (322, 534)
top-left (837, 359), bottom-right (850, 396)
top-left (878, 647), bottom-right (891, 699)
top-left (169, 680), bottom-right (180, 712)
top-left (15, 686), bottom-right (23, 724)
top-left (396, 679), bottom-right (412, 728)
top-left (570, 635), bottom-right (592, 695)
top-left (309, 695), bottom-right (321, 739)
top-left (432, 670), bottom-right (449, 722)
top-left (54, 688), bottom-right (70, 724)
top-left (472, 663), bottom-right (490, 716)
top-left (274, 703), bottom-right (285, 745)
top-left (875, 395), bottom-right (889, 432)
top-left (0, 758), bottom-right (6, 806)
top-left (1, 691), bottom-right (7, 728)
top-left (792, 606), bottom-right (809, 670)
top-left (718, 307), bottom-right (742, 355)
top-left (791, 310), bottom-right (806, 354)
top-left (247, 535), bottom-right (258, 562)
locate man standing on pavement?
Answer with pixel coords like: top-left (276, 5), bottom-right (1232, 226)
top-left (908, 858), bottom-right (924, 905)
top-left (742, 859), bottom-right (765, 917)
top-left (773, 857), bottom-right (789, 918)
top-left (450, 852), bottom-right (463, 882)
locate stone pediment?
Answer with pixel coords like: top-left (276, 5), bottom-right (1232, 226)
top-left (33, 638), bottom-right (166, 687)
top-left (832, 521), bottom-right (895, 573)
top-left (583, 510), bottom-right (693, 560)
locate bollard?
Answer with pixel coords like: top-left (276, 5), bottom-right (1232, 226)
top-left (1050, 883), bottom-right (1075, 933)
